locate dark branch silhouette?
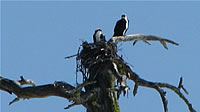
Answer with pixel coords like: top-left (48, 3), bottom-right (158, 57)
top-left (0, 34), bottom-right (196, 112)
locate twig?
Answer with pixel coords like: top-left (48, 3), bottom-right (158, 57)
top-left (133, 83), bottom-right (138, 96)
top-left (64, 54), bottom-right (77, 59)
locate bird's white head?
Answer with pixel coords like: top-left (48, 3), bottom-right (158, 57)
top-left (121, 14), bottom-right (128, 20)
top-left (93, 29), bottom-right (106, 43)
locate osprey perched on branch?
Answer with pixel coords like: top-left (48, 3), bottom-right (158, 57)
top-left (113, 14), bottom-right (129, 36)
top-left (110, 14), bottom-right (178, 50)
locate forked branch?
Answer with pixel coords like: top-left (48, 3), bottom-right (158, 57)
top-left (127, 71), bottom-right (196, 112)
top-left (0, 76), bottom-right (97, 109)
top-left (111, 34), bottom-right (179, 50)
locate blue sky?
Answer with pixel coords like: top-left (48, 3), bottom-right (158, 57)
top-left (1, 1), bottom-right (200, 112)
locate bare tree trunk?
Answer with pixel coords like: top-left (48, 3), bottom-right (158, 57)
top-left (85, 60), bottom-right (120, 112)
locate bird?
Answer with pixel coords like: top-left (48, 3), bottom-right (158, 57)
top-left (93, 29), bottom-right (106, 43)
top-left (113, 14), bottom-right (129, 37)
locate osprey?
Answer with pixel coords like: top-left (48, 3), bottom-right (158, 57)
top-left (113, 14), bottom-right (129, 36)
top-left (93, 29), bottom-right (106, 43)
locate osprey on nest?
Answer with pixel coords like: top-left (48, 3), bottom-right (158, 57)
top-left (93, 29), bottom-right (106, 43)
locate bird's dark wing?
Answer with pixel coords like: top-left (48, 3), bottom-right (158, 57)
top-left (113, 19), bottom-right (127, 36)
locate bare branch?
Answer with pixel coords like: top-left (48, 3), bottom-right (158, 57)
top-left (0, 76), bottom-right (99, 110)
top-left (0, 77), bottom-right (74, 104)
top-left (64, 54), bottom-right (78, 59)
top-left (110, 34), bottom-right (179, 50)
top-left (127, 71), bottom-right (196, 112)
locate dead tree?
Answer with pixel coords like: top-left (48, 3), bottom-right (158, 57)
top-left (0, 34), bottom-right (196, 112)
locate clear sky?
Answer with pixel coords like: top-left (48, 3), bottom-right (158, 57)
top-left (1, 1), bottom-right (200, 112)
